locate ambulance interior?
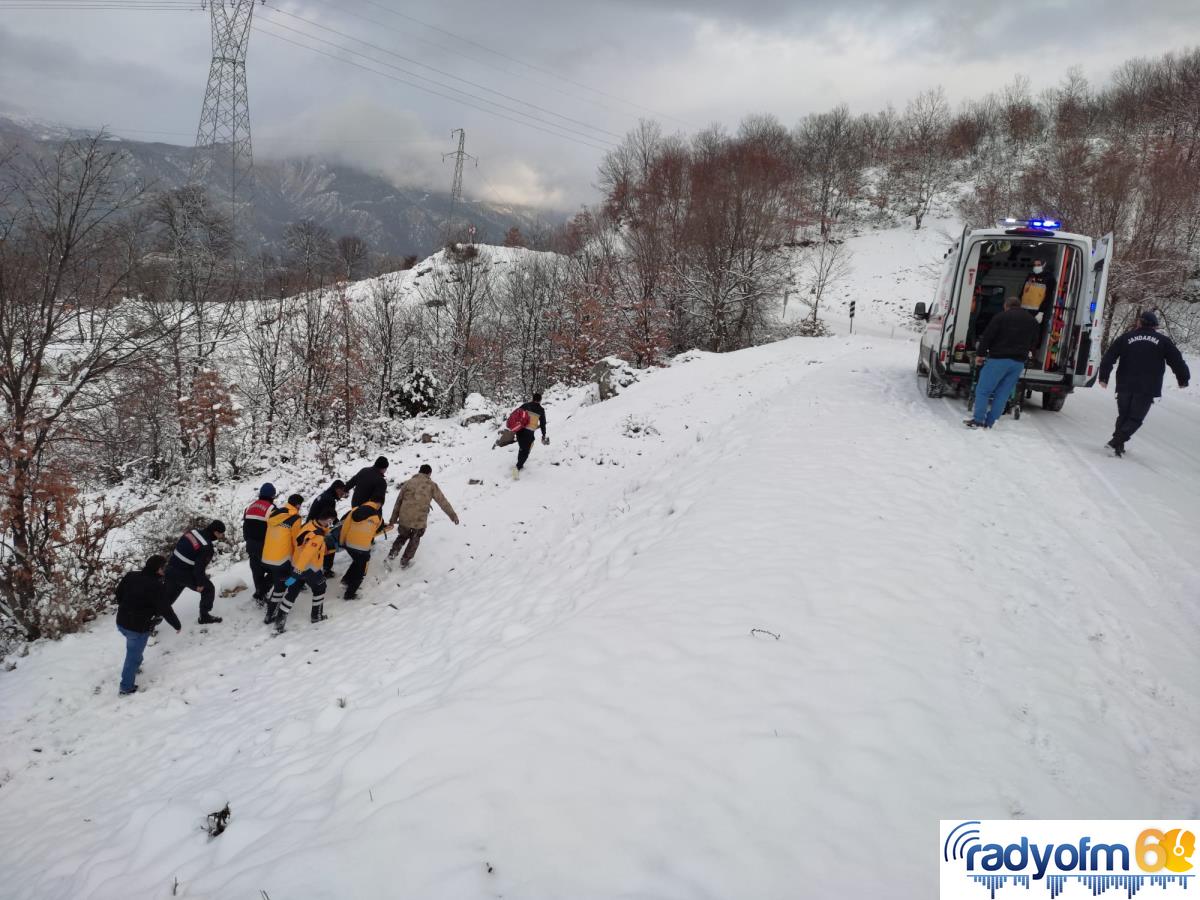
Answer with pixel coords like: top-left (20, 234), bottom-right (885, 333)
top-left (965, 238), bottom-right (1084, 373)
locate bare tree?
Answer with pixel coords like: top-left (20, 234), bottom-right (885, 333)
top-left (336, 234), bottom-right (370, 281)
top-left (795, 105), bottom-right (863, 235)
top-left (0, 135), bottom-right (159, 639)
top-left (891, 88), bottom-right (956, 229)
top-left (417, 249), bottom-right (495, 409)
top-left (361, 277), bottom-right (417, 413)
top-left (802, 236), bottom-right (854, 323)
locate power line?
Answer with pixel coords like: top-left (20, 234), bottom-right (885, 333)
top-left (262, 4), bottom-right (622, 141)
top-left (252, 21), bottom-right (613, 153)
top-left (75, 126), bottom-right (442, 146)
top-left (345, 0), bottom-right (696, 129)
top-left (317, 0), bottom-right (641, 128)
top-left (255, 11), bottom-right (618, 149)
top-left (0, 2), bottom-right (200, 7)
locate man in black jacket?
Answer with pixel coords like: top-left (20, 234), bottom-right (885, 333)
top-left (115, 555), bottom-right (182, 695)
top-left (513, 393), bottom-right (549, 479)
top-left (164, 519), bottom-right (226, 624)
top-left (1099, 311), bottom-right (1190, 456)
top-left (309, 479), bottom-right (349, 576)
top-left (347, 457), bottom-right (389, 507)
top-left (966, 296), bottom-right (1040, 429)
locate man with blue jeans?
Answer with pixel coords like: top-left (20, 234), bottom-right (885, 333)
top-left (966, 295), bottom-right (1039, 429)
top-left (115, 555), bottom-right (182, 695)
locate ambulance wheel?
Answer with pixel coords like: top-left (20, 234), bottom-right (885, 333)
top-left (925, 359), bottom-right (944, 398)
top-left (1042, 393), bottom-right (1066, 412)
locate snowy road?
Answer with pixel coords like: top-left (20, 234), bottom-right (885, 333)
top-left (1, 336), bottom-right (1197, 899)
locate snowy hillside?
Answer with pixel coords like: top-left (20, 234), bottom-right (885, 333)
top-left (1, 322), bottom-right (1198, 896)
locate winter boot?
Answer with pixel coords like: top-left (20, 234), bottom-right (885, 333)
top-left (263, 601), bottom-right (278, 624)
top-left (399, 558), bottom-right (411, 570)
top-left (512, 466), bottom-right (520, 480)
top-left (344, 590), bottom-right (358, 601)
top-left (1106, 439), bottom-right (1125, 457)
top-left (274, 612), bottom-right (288, 634)
top-left (119, 685), bottom-right (139, 697)
top-left (963, 418), bottom-right (984, 429)
top-left (311, 604), bottom-right (328, 624)
top-left (198, 613), bottom-right (223, 625)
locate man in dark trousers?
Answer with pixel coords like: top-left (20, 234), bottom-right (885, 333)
top-left (164, 519), bottom-right (226, 624)
top-left (308, 479), bottom-right (348, 576)
top-left (115, 554), bottom-right (182, 696)
top-left (1099, 310), bottom-right (1190, 456)
top-left (966, 296), bottom-right (1040, 429)
top-left (347, 457), bottom-right (389, 507)
top-left (341, 489), bottom-right (391, 600)
top-left (242, 483), bottom-right (276, 604)
top-left (512, 393), bottom-right (549, 479)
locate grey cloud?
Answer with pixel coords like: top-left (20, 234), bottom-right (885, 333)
top-left (1, 0), bottom-right (1198, 209)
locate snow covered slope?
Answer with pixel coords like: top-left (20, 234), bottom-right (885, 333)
top-left (2, 333), bottom-right (1197, 899)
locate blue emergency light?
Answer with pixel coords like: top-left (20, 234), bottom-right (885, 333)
top-left (999, 216), bottom-right (1062, 233)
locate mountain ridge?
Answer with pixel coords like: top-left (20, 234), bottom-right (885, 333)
top-left (0, 115), bottom-right (568, 258)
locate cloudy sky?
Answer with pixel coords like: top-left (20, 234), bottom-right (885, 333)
top-left (1, 0), bottom-right (1197, 210)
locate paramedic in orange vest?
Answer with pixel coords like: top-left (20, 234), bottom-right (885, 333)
top-left (269, 512), bottom-right (335, 632)
top-left (513, 392), bottom-right (549, 478)
top-left (341, 490), bottom-right (392, 600)
top-left (242, 483), bottom-right (276, 604)
top-left (1019, 258), bottom-right (1055, 318)
top-left (261, 494), bottom-right (305, 625)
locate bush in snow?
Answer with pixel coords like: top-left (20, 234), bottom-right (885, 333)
top-left (388, 368), bottom-right (442, 418)
top-left (621, 415), bottom-right (659, 438)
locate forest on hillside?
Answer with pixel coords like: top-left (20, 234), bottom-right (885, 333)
top-left (1, 47), bottom-right (1197, 642)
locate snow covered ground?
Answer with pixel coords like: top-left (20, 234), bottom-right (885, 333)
top-left (2, 330), bottom-right (1197, 899)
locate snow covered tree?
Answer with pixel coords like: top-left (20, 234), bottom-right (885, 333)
top-left (180, 369), bottom-right (240, 479)
top-left (388, 367), bottom-right (441, 418)
top-left (0, 135), bottom-right (160, 640)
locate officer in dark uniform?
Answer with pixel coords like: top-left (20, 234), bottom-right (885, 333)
top-left (1099, 310), bottom-right (1190, 456)
top-left (164, 519), bottom-right (227, 624)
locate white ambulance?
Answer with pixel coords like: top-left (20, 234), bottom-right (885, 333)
top-left (913, 219), bottom-right (1113, 411)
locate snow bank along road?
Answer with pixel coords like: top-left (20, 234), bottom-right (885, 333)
top-left (1, 336), bottom-right (1196, 899)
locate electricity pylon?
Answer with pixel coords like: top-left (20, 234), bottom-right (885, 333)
top-left (190, 0), bottom-right (260, 234)
top-left (442, 128), bottom-right (477, 240)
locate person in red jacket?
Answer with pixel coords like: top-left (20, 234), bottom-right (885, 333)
top-left (509, 393), bottom-right (549, 479)
top-left (242, 483), bottom-right (276, 604)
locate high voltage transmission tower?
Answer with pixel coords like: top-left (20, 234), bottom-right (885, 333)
top-left (442, 128), bottom-right (477, 240)
top-left (190, 0), bottom-right (262, 235)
